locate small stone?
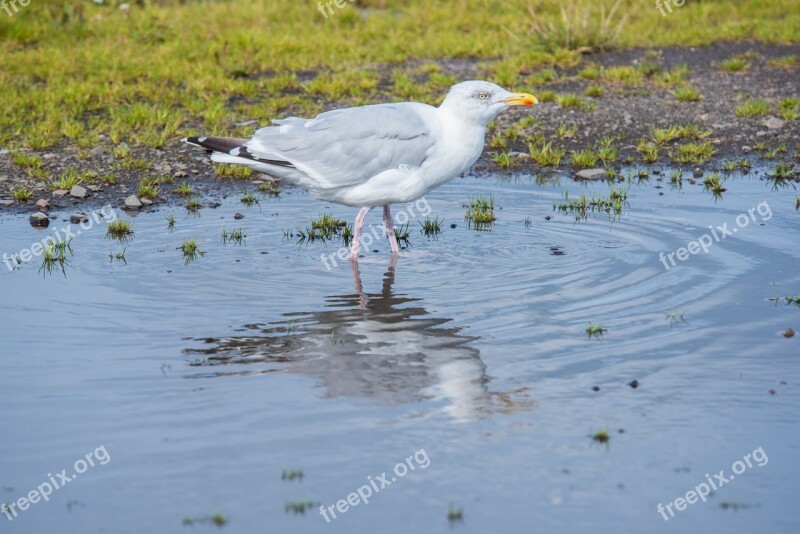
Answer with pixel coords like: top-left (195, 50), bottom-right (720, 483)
top-left (0, 199), bottom-right (14, 207)
top-left (742, 145), bottom-right (752, 153)
top-left (574, 168), bottom-right (608, 181)
top-left (628, 380), bottom-right (639, 389)
top-left (591, 386), bottom-right (600, 392)
top-left (234, 212), bottom-right (244, 220)
top-left (29, 212), bottom-right (49, 227)
top-left (70, 185), bottom-right (88, 198)
top-left (208, 201), bottom-right (221, 208)
top-left (765, 117), bottom-right (786, 130)
top-left (688, 178), bottom-right (697, 185)
top-left (174, 170), bottom-right (188, 178)
top-left (88, 146), bottom-right (104, 158)
top-left (124, 195), bottom-right (142, 209)
top-left (70, 212), bottom-right (89, 224)
top-left (544, 216), bottom-right (551, 220)
top-left (693, 168), bottom-right (704, 178)
top-left (35, 199), bottom-right (50, 210)
top-left (783, 328), bottom-right (795, 338)
top-left (140, 198), bottom-right (153, 206)
top-left (53, 189), bottom-right (69, 197)
top-left (511, 151), bottom-right (530, 159)
top-left (88, 185), bottom-right (101, 192)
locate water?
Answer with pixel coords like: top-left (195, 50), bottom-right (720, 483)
top-left (1, 169), bottom-right (798, 533)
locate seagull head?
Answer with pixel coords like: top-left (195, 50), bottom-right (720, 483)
top-left (440, 81), bottom-right (538, 125)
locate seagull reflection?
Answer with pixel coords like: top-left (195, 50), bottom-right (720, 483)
top-left (184, 258), bottom-right (531, 421)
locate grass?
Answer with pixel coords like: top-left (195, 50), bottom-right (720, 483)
top-left (311, 213), bottom-right (347, 233)
top-left (182, 514), bottom-right (227, 527)
top-left (465, 195), bottom-right (496, 228)
top-left (49, 169), bottom-right (82, 191)
top-left (105, 220), bottom-right (134, 242)
top-left (671, 142), bottom-right (716, 164)
top-left (258, 181), bottom-right (281, 196)
top-left (173, 183), bottom-right (193, 196)
top-left (11, 185), bottom-right (34, 201)
top-left (178, 239), bottom-right (204, 264)
top-left (584, 85), bottom-right (604, 98)
top-left (166, 214), bottom-right (175, 231)
top-left (221, 227), bottom-right (246, 246)
top-left (571, 149), bottom-right (599, 168)
top-left (529, 140), bottom-right (566, 167)
top-left (704, 172), bottom-right (727, 197)
top-left (185, 197), bottom-right (203, 214)
top-left (586, 323), bottom-right (607, 338)
top-left (0, 0), bottom-right (797, 156)
top-left (720, 55), bottom-right (751, 72)
top-left (557, 93), bottom-right (595, 110)
top-left (214, 164), bottom-right (253, 179)
top-left (735, 99), bottom-right (771, 117)
top-left (137, 179), bottom-right (159, 200)
top-left (240, 191), bottom-right (259, 206)
top-left (285, 500), bottom-right (316, 514)
top-left (491, 150), bottom-right (517, 168)
top-left (555, 123), bottom-right (577, 139)
top-left (592, 428), bottom-right (610, 444)
top-left (420, 216), bottom-right (444, 236)
top-left (281, 469), bottom-right (304, 481)
top-left (768, 55), bottom-right (799, 68)
top-left (40, 239), bottom-right (73, 277)
top-left (796, 195), bottom-right (800, 211)
top-left (555, 187), bottom-right (627, 221)
top-left (673, 86), bottom-right (702, 102)
top-left (779, 97), bottom-right (800, 121)
top-left (447, 503), bottom-right (464, 524)
top-left (636, 139), bottom-right (659, 163)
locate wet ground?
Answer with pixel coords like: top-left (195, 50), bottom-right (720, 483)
top-left (1, 168), bottom-right (798, 533)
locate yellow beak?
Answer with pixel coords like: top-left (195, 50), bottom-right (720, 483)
top-left (504, 93), bottom-right (538, 107)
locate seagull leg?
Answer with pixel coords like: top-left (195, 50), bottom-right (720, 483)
top-left (383, 205), bottom-right (400, 254)
top-left (350, 207), bottom-right (371, 258)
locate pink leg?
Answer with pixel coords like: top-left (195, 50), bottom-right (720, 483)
top-left (350, 207), bottom-right (371, 258)
top-left (383, 205), bottom-right (400, 254)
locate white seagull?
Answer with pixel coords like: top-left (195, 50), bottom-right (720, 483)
top-left (183, 80), bottom-right (537, 257)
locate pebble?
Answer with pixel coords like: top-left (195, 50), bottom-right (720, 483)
top-left (53, 189), bottom-right (69, 197)
top-left (234, 212), bottom-right (244, 220)
top-left (88, 185), bottom-right (101, 192)
top-left (783, 328), bottom-right (795, 338)
top-left (124, 195), bottom-right (142, 209)
top-left (0, 199), bottom-right (14, 207)
top-left (765, 117), bottom-right (786, 130)
top-left (174, 170), bottom-right (188, 178)
top-left (88, 146), bottom-right (104, 158)
top-left (70, 212), bottom-right (89, 224)
top-left (35, 199), bottom-right (50, 210)
top-left (742, 145), bottom-right (752, 153)
top-left (628, 380), bottom-right (639, 389)
top-left (70, 185), bottom-right (88, 198)
top-left (693, 168), bottom-right (704, 178)
top-left (574, 168), bottom-right (608, 181)
top-left (29, 212), bottom-right (49, 227)
top-left (208, 201), bottom-right (221, 208)
top-left (141, 198), bottom-right (153, 206)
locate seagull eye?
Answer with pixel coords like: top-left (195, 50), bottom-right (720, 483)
top-left (478, 92), bottom-right (489, 100)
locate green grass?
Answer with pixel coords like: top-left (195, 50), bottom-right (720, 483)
top-left (285, 500), bottom-right (316, 514)
top-left (491, 150), bottom-right (517, 168)
top-left (173, 183), bottom-right (193, 196)
top-left (636, 139), bottom-right (659, 163)
top-left (592, 428), bottom-right (610, 443)
top-left (420, 216), bottom-right (444, 236)
top-left (311, 213), bottom-right (347, 233)
top-left (258, 181), bottom-right (282, 196)
top-left (105, 220), bottom-right (134, 242)
top-left (528, 140), bottom-right (566, 167)
top-left (735, 99), bottom-right (771, 117)
top-left (214, 164), bottom-right (253, 179)
top-left (570, 149), bottom-right (599, 168)
top-left (584, 85), bottom-right (604, 98)
top-left (40, 239), bottom-right (73, 277)
top-left (220, 226), bottom-right (246, 245)
top-left (281, 469), bottom-right (304, 481)
top-left (447, 503), bottom-right (464, 523)
top-left (671, 142), bottom-right (716, 164)
top-left (465, 195), bottom-right (496, 227)
top-left (720, 55), bottom-right (751, 72)
top-left (673, 86), bottom-right (702, 102)
top-left (586, 323), bottom-right (607, 338)
top-left (240, 191), bottom-right (259, 206)
top-left (11, 185), bottom-right (34, 201)
top-left (778, 97), bottom-right (800, 121)
top-left (0, 0), bottom-right (797, 154)
top-left (166, 214), bottom-right (175, 231)
top-left (768, 54), bottom-right (799, 68)
top-left (137, 179), bottom-right (159, 200)
top-left (557, 93), bottom-right (595, 110)
top-left (555, 187), bottom-right (627, 221)
top-left (185, 197), bottom-right (203, 214)
top-left (178, 239), bottom-right (204, 264)
top-left (704, 172), bottom-right (727, 196)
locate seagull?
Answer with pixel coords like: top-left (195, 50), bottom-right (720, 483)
top-left (183, 80), bottom-right (537, 258)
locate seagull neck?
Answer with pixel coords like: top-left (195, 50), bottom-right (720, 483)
top-left (437, 105), bottom-right (487, 137)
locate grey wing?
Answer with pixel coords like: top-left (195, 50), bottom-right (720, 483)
top-left (245, 103), bottom-right (436, 189)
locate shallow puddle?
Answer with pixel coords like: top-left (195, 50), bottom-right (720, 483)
top-left (1, 168), bottom-right (798, 532)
